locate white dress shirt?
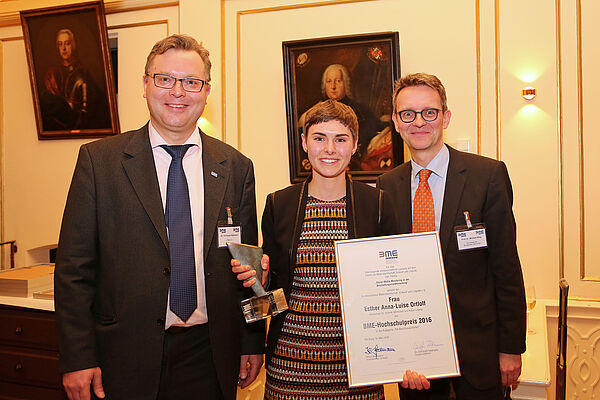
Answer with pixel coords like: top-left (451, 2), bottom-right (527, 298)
top-left (149, 122), bottom-right (207, 328)
top-left (410, 144), bottom-right (450, 231)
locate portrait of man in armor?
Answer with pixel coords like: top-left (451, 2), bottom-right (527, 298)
top-left (21, 2), bottom-right (119, 139)
top-left (40, 28), bottom-right (100, 131)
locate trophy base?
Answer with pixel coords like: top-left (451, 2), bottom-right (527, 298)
top-left (241, 288), bottom-right (288, 323)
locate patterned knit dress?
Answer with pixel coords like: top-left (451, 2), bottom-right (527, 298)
top-left (264, 195), bottom-right (384, 400)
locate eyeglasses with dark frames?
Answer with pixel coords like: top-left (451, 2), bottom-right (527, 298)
top-left (397, 108), bottom-right (441, 123)
top-left (146, 73), bottom-right (208, 92)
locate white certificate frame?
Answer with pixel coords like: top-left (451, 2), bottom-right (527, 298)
top-left (335, 232), bottom-right (460, 387)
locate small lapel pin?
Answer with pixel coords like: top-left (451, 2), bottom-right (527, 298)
top-left (211, 171), bottom-right (218, 178)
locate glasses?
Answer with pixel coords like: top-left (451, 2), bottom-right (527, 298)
top-left (146, 73), bottom-right (208, 92)
top-left (397, 108), bottom-right (441, 123)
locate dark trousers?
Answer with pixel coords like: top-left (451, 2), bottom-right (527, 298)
top-left (157, 324), bottom-right (224, 400)
top-left (399, 377), bottom-right (503, 400)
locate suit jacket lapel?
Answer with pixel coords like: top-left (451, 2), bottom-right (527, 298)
top-left (122, 124), bottom-right (169, 250)
top-left (201, 132), bottom-right (229, 260)
top-left (440, 147), bottom-right (467, 255)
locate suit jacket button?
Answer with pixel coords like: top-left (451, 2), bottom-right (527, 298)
top-left (156, 318), bottom-right (165, 326)
top-left (163, 267), bottom-right (170, 277)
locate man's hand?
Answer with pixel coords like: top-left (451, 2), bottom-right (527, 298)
top-left (238, 354), bottom-right (263, 388)
top-left (400, 369), bottom-right (431, 390)
top-left (62, 367), bottom-right (105, 400)
top-left (231, 255), bottom-right (269, 287)
top-left (499, 352), bottom-right (522, 386)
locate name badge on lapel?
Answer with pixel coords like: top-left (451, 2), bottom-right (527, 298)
top-left (218, 207), bottom-right (242, 248)
top-left (454, 211), bottom-right (487, 251)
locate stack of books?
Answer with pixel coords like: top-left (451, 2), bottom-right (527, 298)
top-left (0, 264), bottom-right (54, 297)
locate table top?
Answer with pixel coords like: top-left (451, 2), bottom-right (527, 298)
top-left (0, 295), bottom-right (54, 311)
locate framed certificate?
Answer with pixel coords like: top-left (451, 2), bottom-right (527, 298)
top-left (334, 232), bottom-right (460, 387)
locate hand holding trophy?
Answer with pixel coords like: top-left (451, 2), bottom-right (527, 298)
top-left (228, 242), bottom-right (288, 323)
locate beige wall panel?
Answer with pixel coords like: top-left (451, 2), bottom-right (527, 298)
top-left (225, 0), bottom-right (478, 229)
top-left (478, 0), bottom-right (500, 159)
top-left (559, 0), bottom-right (582, 296)
top-left (107, 5), bottom-right (177, 28)
top-left (580, 0), bottom-right (600, 282)
top-left (561, 0), bottom-right (600, 299)
top-left (498, 0), bottom-right (560, 299)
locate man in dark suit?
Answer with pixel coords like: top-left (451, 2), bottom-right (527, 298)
top-left (377, 73), bottom-right (526, 399)
top-left (55, 34), bottom-right (264, 400)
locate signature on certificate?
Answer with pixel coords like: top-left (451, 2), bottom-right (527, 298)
top-left (413, 340), bottom-right (444, 356)
top-left (365, 344), bottom-right (396, 359)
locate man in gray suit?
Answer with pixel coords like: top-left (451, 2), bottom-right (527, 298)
top-left (55, 34), bottom-right (264, 400)
top-left (377, 73), bottom-right (526, 399)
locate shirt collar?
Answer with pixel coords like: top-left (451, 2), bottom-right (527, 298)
top-left (410, 144), bottom-right (450, 181)
top-left (148, 122), bottom-right (201, 149)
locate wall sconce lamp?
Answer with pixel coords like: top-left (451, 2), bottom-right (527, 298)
top-left (522, 86), bottom-right (536, 100)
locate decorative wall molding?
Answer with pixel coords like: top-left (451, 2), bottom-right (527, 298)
top-left (0, 0), bottom-right (177, 27)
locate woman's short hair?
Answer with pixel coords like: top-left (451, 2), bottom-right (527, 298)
top-left (303, 99), bottom-right (359, 144)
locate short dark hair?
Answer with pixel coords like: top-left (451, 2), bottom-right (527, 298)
top-left (392, 73), bottom-right (448, 114)
top-left (303, 99), bottom-right (359, 143)
top-left (144, 34), bottom-right (211, 80)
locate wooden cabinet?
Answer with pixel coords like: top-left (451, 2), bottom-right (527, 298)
top-left (0, 305), bottom-right (67, 400)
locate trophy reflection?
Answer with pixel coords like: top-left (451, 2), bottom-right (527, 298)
top-left (227, 242), bottom-right (288, 323)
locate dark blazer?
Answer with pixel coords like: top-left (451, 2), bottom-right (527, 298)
top-left (377, 145), bottom-right (526, 389)
top-left (54, 124), bottom-right (265, 400)
top-left (261, 177), bottom-right (397, 366)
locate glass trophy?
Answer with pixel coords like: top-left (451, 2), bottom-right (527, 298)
top-left (227, 242), bottom-right (288, 323)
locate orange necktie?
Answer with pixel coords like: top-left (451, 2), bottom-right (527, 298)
top-left (413, 169), bottom-right (435, 233)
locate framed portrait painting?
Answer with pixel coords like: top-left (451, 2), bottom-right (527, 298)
top-left (21, 1), bottom-right (120, 139)
top-left (283, 32), bottom-right (402, 183)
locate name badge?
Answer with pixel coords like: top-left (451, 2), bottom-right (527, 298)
top-left (455, 225), bottom-right (487, 251)
top-left (218, 226), bottom-right (242, 248)
top-left (454, 211), bottom-right (487, 251)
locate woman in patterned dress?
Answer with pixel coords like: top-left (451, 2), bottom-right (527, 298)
top-left (233, 100), bottom-right (430, 399)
